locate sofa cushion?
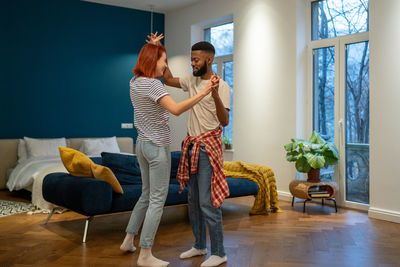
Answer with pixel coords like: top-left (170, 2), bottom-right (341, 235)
top-left (165, 184), bottom-right (188, 205)
top-left (43, 172), bottom-right (113, 216)
top-left (59, 147), bottom-right (123, 194)
top-left (59, 146), bottom-right (93, 177)
top-left (169, 151), bottom-right (181, 184)
top-left (102, 151), bottom-right (182, 185)
top-left (111, 184), bottom-right (143, 213)
top-left (101, 152), bottom-right (141, 176)
top-left (226, 177), bottom-right (259, 198)
top-left (91, 164), bottom-right (123, 194)
top-left (90, 157), bottom-right (102, 165)
top-left (114, 173), bottom-right (142, 185)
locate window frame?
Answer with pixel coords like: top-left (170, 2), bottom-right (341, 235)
top-left (306, 0), bottom-right (370, 211)
top-left (203, 21), bottom-right (234, 150)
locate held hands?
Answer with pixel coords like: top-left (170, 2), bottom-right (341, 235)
top-left (210, 73), bottom-right (221, 97)
top-left (204, 73), bottom-right (221, 96)
top-left (146, 32), bottom-right (164, 46)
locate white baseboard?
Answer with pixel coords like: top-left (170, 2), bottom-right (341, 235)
top-left (279, 191), bottom-right (400, 224)
top-left (278, 190), bottom-right (292, 202)
top-left (368, 207), bottom-right (400, 224)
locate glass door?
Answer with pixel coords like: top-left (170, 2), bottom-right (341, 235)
top-left (344, 41), bottom-right (370, 204)
top-left (309, 0), bottom-right (370, 209)
top-left (312, 46), bottom-right (336, 181)
top-left (312, 38), bottom-right (370, 209)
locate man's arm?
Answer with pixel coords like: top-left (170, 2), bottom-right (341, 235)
top-left (146, 32), bottom-right (181, 88)
top-left (212, 87), bottom-right (230, 127)
top-left (163, 66), bottom-right (181, 88)
top-left (146, 32), bottom-right (164, 45)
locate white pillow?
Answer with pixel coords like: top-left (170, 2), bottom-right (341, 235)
top-left (18, 139), bottom-right (28, 163)
top-left (24, 137), bottom-right (67, 158)
top-left (79, 137), bottom-right (120, 157)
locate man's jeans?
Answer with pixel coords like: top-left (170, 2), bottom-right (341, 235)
top-left (126, 140), bottom-right (170, 248)
top-left (188, 145), bottom-right (225, 257)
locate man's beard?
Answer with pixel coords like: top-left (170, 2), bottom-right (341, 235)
top-left (193, 61), bottom-right (207, 77)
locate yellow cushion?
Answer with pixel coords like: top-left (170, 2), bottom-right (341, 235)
top-left (91, 163), bottom-right (124, 194)
top-left (59, 147), bottom-right (93, 177)
top-left (59, 147), bottom-right (123, 194)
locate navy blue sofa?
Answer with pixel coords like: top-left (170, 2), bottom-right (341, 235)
top-left (42, 151), bottom-right (258, 242)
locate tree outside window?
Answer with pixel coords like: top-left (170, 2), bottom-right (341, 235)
top-left (204, 22), bottom-right (234, 149)
top-left (311, 0), bottom-right (369, 204)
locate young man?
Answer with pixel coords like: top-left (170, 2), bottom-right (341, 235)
top-left (163, 41), bottom-right (231, 267)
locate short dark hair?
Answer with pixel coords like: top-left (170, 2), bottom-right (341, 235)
top-left (191, 41), bottom-right (215, 55)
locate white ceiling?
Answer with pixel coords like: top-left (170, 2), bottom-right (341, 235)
top-left (82, 0), bottom-right (202, 13)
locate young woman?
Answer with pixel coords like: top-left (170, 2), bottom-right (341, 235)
top-left (120, 34), bottom-right (220, 267)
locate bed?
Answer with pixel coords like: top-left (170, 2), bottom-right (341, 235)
top-left (0, 137), bottom-right (134, 211)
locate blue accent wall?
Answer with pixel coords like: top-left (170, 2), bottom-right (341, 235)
top-left (0, 0), bottom-right (164, 140)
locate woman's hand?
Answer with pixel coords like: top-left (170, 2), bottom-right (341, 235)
top-left (210, 73), bottom-right (221, 96)
top-left (202, 74), bottom-right (220, 96)
top-left (146, 32), bottom-right (164, 46)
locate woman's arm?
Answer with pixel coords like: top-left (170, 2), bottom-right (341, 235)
top-left (159, 76), bottom-right (218, 116)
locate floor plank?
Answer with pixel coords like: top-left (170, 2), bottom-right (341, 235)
top-left (1, 190), bottom-right (400, 266)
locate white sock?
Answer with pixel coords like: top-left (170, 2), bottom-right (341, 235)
top-left (200, 255), bottom-right (227, 267)
top-left (120, 233), bottom-right (136, 252)
top-left (137, 247), bottom-right (169, 267)
top-left (180, 247), bottom-right (208, 259)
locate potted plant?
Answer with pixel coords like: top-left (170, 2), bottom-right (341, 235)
top-left (283, 131), bottom-right (339, 182)
top-left (222, 135), bottom-right (232, 150)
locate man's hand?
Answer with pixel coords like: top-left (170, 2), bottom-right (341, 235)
top-left (146, 32), bottom-right (164, 46)
top-left (209, 73), bottom-right (229, 126)
top-left (210, 73), bottom-right (221, 97)
top-left (201, 74), bottom-right (220, 96)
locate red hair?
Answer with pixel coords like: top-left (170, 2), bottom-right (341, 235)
top-left (133, 43), bottom-right (166, 78)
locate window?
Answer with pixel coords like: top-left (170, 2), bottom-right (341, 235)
top-left (204, 22), bottom-right (234, 149)
top-left (310, 0), bottom-right (369, 206)
top-left (311, 0), bottom-right (369, 40)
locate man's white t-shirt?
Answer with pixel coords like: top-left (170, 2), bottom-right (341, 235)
top-left (180, 75), bottom-right (231, 137)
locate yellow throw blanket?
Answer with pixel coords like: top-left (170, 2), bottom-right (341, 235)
top-left (224, 161), bottom-right (281, 215)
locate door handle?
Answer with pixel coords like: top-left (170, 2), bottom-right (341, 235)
top-left (338, 119), bottom-right (344, 146)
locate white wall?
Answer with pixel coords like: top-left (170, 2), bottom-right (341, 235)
top-left (368, 0), bottom-right (400, 223)
top-left (165, 0), bottom-right (298, 199)
top-left (165, 0), bottom-right (400, 224)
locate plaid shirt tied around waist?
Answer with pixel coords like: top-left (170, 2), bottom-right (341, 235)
top-left (177, 127), bottom-right (229, 208)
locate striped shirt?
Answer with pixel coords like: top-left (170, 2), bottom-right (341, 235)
top-left (130, 77), bottom-right (171, 146)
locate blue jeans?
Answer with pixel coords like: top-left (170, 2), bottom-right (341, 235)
top-left (126, 140), bottom-right (170, 248)
top-left (187, 145), bottom-right (225, 257)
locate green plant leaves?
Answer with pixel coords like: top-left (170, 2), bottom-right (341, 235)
top-left (284, 143), bottom-right (294, 152)
top-left (308, 143), bottom-right (323, 151)
top-left (324, 156), bottom-right (338, 165)
top-left (309, 131), bottom-right (326, 145)
top-left (284, 131), bottom-right (340, 173)
top-left (286, 151), bottom-right (300, 162)
top-left (222, 135), bottom-right (232, 144)
top-left (325, 143), bottom-right (339, 157)
top-left (295, 156), bottom-right (311, 173)
top-left (305, 153), bottom-right (325, 169)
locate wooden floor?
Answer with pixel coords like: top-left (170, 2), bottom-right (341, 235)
top-left (1, 190), bottom-right (400, 267)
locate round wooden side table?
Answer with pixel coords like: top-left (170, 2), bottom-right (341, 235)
top-left (289, 179), bottom-right (338, 213)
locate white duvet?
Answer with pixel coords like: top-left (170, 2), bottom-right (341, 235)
top-left (7, 156), bottom-right (68, 212)
top-left (7, 156), bottom-right (63, 191)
